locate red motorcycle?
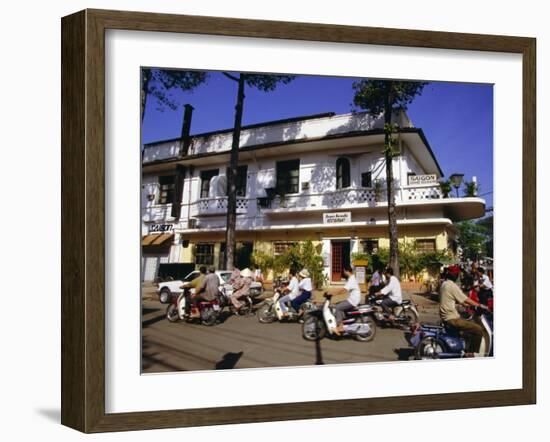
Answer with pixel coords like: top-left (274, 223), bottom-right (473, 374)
top-left (166, 288), bottom-right (222, 326)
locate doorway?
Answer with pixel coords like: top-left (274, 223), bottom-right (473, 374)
top-left (331, 240), bottom-right (350, 282)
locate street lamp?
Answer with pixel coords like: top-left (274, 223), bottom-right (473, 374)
top-left (449, 173), bottom-right (464, 198)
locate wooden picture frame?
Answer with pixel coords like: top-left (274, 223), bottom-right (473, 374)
top-left (61, 9), bottom-right (536, 433)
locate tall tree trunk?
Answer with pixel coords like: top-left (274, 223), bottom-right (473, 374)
top-left (224, 74), bottom-right (245, 270)
top-left (384, 90), bottom-right (400, 278)
top-left (141, 69), bottom-right (152, 122)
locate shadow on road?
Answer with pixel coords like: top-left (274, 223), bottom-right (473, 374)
top-left (394, 347), bottom-right (415, 361)
top-left (215, 351), bottom-right (243, 369)
top-left (315, 337), bottom-right (324, 365)
top-left (142, 312), bottom-right (166, 328)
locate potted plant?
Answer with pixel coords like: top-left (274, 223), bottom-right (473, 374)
top-left (439, 179), bottom-right (452, 198)
top-left (463, 180), bottom-right (478, 197)
top-left (351, 252), bottom-right (370, 267)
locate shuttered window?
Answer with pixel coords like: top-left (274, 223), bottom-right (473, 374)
top-left (276, 159), bottom-right (300, 195)
top-left (158, 175), bottom-right (175, 204)
top-left (195, 243), bottom-right (214, 265)
top-left (200, 169), bottom-right (219, 198)
top-left (416, 239), bottom-right (436, 253)
top-left (226, 165), bottom-right (248, 197)
top-left (336, 157), bottom-right (351, 189)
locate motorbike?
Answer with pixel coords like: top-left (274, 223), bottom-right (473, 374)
top-left (256, 283), bottom-right (316, 323)
top-left (405, 306), bottom-right (493, 359)
top-left (219, 286), bottom-right (254, 316)
top-left (302, 293), bottom-right (377, 342)
top-left (166, 287), bottom-right (222, 326)
top-left (364, 293), bottom-right (420, 327)
top-left (461, 287), bottom-right (494, 320)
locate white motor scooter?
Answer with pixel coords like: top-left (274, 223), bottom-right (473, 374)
top-left (257, 285), bottom-right (315, 323)
top-left (302, 293), bottom-right (377, 342)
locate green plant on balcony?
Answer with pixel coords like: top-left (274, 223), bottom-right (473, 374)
top-left (439, 179), bottom-right (452, 198)
top-left (463, 181), bottom-right (479, 197)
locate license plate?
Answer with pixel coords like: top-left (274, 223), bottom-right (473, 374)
top-left (213, 304), bottom-right (220, 311)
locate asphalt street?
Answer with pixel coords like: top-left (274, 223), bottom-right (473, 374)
top-left (142, 292), bottom-right (440, 373)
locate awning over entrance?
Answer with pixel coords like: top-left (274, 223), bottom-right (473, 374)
top-left (142, 233), bottom-right (174, 247)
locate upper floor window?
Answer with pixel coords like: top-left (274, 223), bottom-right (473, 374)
top-left (226, 165), bottom-right (248, 197)
top-left (416, 238), bottom-right (436, 253)
top-left (273, 241), bottom-right (296, 256)
top-left (158, 175), bottom-right (175, 204)
top-left (200, 169), bottom-right (219, 198)
top-left (276, 159), bottom-right (300, 195)
top-left (361, 171), bottom-right (372, 188)
top-left (336, 157), bottom-right (351, 189)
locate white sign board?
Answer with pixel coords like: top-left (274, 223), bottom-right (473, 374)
top-left (355, 266), bottom-right (366, 284)
top-left (323, 212), bottom-right (351, 224)
top-left (408, 174), bottom-right (438, 185)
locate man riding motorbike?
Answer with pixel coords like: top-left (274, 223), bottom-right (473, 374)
top-left (375, 267), bottom-right (403, 321)
top-left (279, 268), bottom-right (300, 317)
top-left (230, 267), bottom-right (253, 312)
top-left (290, 269), bottom-right (313, 317)
top-left (333, 265), bottom-right (362, 335)
top-left (440, 264), bottom-right (485, 357)
top-left (180, 265), bottom-right (207, 317)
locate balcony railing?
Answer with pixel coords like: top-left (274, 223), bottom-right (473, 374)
top-left (192, 197), bottom-right (249, 216)
top-left (266, 185), bottom-right (444, 212)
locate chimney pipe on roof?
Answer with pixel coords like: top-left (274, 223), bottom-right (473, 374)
top-left (178, 104), bottom-right (194, 157)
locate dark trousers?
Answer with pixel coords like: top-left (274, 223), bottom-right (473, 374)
top-left (446, 318), bottom-right (484, 353)
top-left (291, 291), bottom-right (311, 312)
top-left (381, 297), bottom-right (398, 315)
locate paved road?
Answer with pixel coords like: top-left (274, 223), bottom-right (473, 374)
top-left (142, 293), bottom-right (439, 373)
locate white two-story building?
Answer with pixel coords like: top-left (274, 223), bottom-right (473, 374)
top-left (141, 110), bottom-right (485, 282)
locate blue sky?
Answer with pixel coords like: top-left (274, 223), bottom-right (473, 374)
top-left (142, 72), bottom-right (493, 209)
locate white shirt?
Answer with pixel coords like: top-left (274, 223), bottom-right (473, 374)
top-left (380, 275), bottom-right (403, 304)
top-left (299, 277), bottom-right (313, 292)
top-left (344, 274), bottom-right (362, 307)
top-left (287, 276), bottom-right (300, 300)
top-left (480, 274), bottom-right (493, 290)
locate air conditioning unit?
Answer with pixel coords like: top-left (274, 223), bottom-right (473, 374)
top-left (188, 218), bottom-right (198, 229)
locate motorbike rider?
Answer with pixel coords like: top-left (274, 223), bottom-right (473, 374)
top-left (190, 267), bottom-right (219, 318)
top-left (180, 266), bottom-right (207, 315)
top-left (195, 266), bottom-right (220, 303)
top-left (334, 265), bottom-right (362, 335)
top-left (375, 267), bottom-right (403, 321)
top-left (230, 267), bottom-right (253, 312)
top-left (476, 267), bottom-right (493, 306)
top-left (368, 267), bottom-right (383, 299)
top-left (440, 265), bottom-right (485, 357)
top-left (290, 269), bottom-right (313, 316)
top-left (279, 268), bottom-right (300, 317)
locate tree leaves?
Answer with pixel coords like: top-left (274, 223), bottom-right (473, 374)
top-left (141, 68), bottom-right (208, 119)
top-left (244, 74), bottom-right (296, 92)
top-left (352, 80), bottom-right (428, 114)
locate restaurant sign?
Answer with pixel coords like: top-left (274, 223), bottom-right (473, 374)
top-left (408, 174), bottom-right (438, 185)
top-left (149, 224), bottom-right (174, 233)
top-left (323, 212), bottom-right (351, 224)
